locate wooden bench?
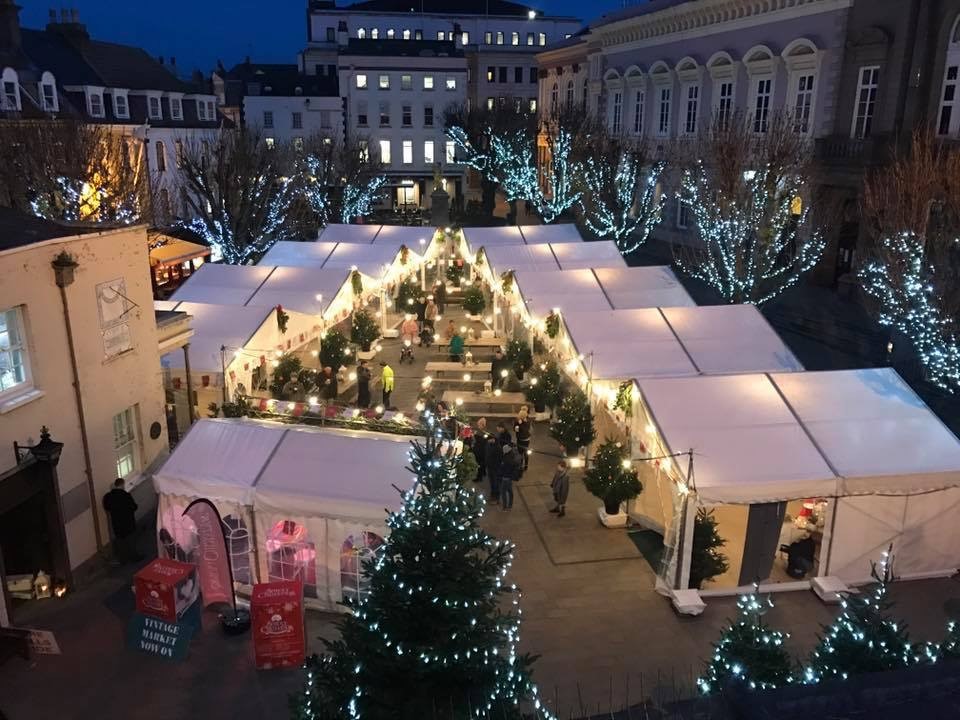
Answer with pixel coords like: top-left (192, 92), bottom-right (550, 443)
top-left (441, 390), bottom-right (527, 416)
top-left (425, 361), bottom-right (492, 376)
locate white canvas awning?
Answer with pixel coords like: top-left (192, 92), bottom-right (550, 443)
top-left (484, 244), bottom-right (560, 275)
top-left (318, 223), bottom-right (381, 244)
top-left (592, 266), bottom-right (696, 309)
top-left (463, 226), bottom-right (525, 252)
top-left (514, 269), bottom-right (611, 318)
top-left (170, 264), bottom-right (275, 306)
top-left (660, 305), bottom-right (802, 374)
top-left (519, 224), bottom-right (583, 244)
top-left (259, 241), bottom-right (338, 268)
top-left (550, 241), bottom-right (626, 270)
top-left (372, 225), bottom-right (434, 248)
top-left (160, 301), bottom-right (273, 372)
top-left (322, 243), bottom-right (404, 278)
top-left (246, 267), bottom-right (349, 317)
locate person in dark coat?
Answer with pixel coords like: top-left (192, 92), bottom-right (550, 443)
top-left (473, 417), bottom-right (489, 482)
top-left (495, 422), bottom-right (512, 448)
top-left (491, 349), bottom-right (508, 389)
top-left (320, 366), bottom-right (338, 401)
top-left (550, 461), bottom-right (570, 517)
top-left (514, 405), bottom-right (532, 474)
top-left (356, 360), bottom-right (372, 408)
top-left (103, 478), bottom-right (142, 563)
top-left (499, 444), bottom-right (520, 510)
top-left (433, 281), bottom-right (447, 314)
top-left (485, 434), bottom-right (502, 504)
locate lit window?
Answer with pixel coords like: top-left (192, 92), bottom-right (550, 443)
top-left (402, 140), bottom-right (413, 164)
top-left (171, 96), bottom-right (183, 120)
top-left (89, 92), bottom-right (104, 117)
top-left (528, 98), bottom-right (537, 113)
top-left (752, 78), bottom-right (771, 133)
top-left (148, 95), bottom-right (162, 120)
top-left (379, 139), bottom-right (391, 164)
top-left (263, 110), bottom-right (274, 128)
top-left (445, 76), bottom-right (457, 91)
top-left (424, 140), bottom-right (434, 164)
top-left (423, 75), bottom-right (434, 90)
top-left (852, 66), bottom-right (879, 139)
top-left (114, 93), bottom-right (128, 119)
top-left (356, 74), bottom-right (368, 89)
top-left (461, 31), bottom-right (469, 44)
top-left (402, 29), bottom-right (410, 40)
top-left (791, 196), bottom-right (803, 215)
top-left (379, 74), bottom-right (390, 89)
top-left (496, 31), bottom-right (504, 45)
top-left (538, 32), bottom-right (546, 46)
top-left (511, 32), bottom-right (519, 46)
top-left (486, 97), bottom-right (494, 111)
top-left (527, 32), bottom-right (534, 46)
top-left (371, 28), bottom-right (379, 39)
top-left (113, 407), bottom-right (140, 479)
top-left (0, 307), bottom-right (31, 398)
top-left (437, 30), bottom-right (446, 41)
top-left (386, 28), bottom-right (395, 39)
top-left (487, 66), bottom-right (495, 82)
top-left (401, 74), bottom-right (412, 90)
top-left (445, 140), bottom-right (456, 163)
top-left (357, 27), bottom-right (366, 39)
top-left (265, 137), bottom-right (275, 149)
top-left (484, 31), bottom-right (492, 44)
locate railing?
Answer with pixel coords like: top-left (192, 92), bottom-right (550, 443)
top-left (814, 134), bottom-right (893, 166)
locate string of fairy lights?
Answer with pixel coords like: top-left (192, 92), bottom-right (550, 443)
top-left (582, 156), bottom-right (665, 253)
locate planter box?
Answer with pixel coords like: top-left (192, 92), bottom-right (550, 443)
top-left (382, 328), bottom-right (399, 339)
top-left (465, 313), bottom-right (484, 322)
top-left (357, 349), bottom-right (377, 361)
top-left (597, 506), bottom-right (629, 528)
top-left (671, 589), bottom-right (706, 616)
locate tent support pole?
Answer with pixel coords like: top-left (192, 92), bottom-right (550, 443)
top-left (822, 495), bottom-right (840, 577)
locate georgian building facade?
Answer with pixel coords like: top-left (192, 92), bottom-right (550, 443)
top-left (538, 0), bottom-right (852, 256)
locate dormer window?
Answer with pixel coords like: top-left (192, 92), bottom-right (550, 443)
top-left (198, 99), bottom-right (207, 121)
top-left (170, 95), bottom-right (183, 120)
top-left (148, 95), bottom-right (162, 120)
top-left (87, 87), bottom-right (105, 118)
top-left (2, 68), bottom-right (20, 111)
top-left (39, 71), bottom-right (58, 112)
top-left (113, 91), bottom-right (129, 119)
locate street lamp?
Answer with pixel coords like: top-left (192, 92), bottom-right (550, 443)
top-left (14, 426), bottom-right (64, 466)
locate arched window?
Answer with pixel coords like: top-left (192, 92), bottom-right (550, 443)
top-left (744, 45), bottom-right (776, 133)
top-left (2, 67), bottom-right (20, 111)
top-left (223, 515), bottom-right (252, 586)
top-left (340, 531), bottom-right (385, 604)
top-left (357, 27), bottom-right (366, 39)
top-left (550, 82), bottom-right (558, 111)
top-left (157, 503), bottom-right (199, 565)
top-left (565, 79), bottom-right (574, 106)
top-left (38, 71), bottom-right (57, 112)
top-left (266, 519), bottom-right (317, 598)
top-left (938, 17), bottom-right (960, 135)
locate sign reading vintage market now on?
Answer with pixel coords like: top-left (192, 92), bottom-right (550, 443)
top-left (251, 580), bottom-right (305, 670)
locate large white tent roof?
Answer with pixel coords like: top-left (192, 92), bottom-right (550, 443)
top-left (638, 369), bottom-right (960, 504)
top-left (170, 264), bottom-right (274, 306)
top-left (323, 243), bottom-right (401, 277)
top-left (318, 223), bottom-right (381, 244)
top-left (246, 267), bottom-right (349, 316)
top-left (592, 267), bottom-right (695, 309)
top-left (518, 224), bottom-right (583, 244)
top-left (550, 241), bottom-right (626, 270)
top-left (660, 305), bottom-right (802, 374)
top-left (259, 241), bottom-right (338, 268)
top-left (514, 269), bottom-right (611, 317)
top-left (484, 244), bottom-right (559, 275)
top-left (153, 419), bottom-right (412, 520)
top-left (372, 224), bottom-right (434, 248)
top-left (160, 301), bottom-right (272, 372)
top-left (462, 226), bottom-right (525, 250)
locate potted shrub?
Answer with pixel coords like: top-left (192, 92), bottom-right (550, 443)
top-left (455, 449), bottom-right (479, 484)
top-left (396, 277), bottom-right (420, 312)
top-left (445, 259), bottom-right (465, 287)
top-left (462, 286), bottom-right (486, 319)
top-left (583, 438), bottom-right (642, 527)
top-left (550, 389), bottom-right (595, 457)
top-left (689, 508), bottom-right (729, 589)
top-left (524, 361), bottom-right (562, 416)
top-left (350, 309), bottom-right (380, 356)
top-left (505, 338), bottom-right (533, 379)
top-left (320, 329), bottom-right (352, 371)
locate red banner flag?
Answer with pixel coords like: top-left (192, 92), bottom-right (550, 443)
top-left (182, 499), bottom-right (235, 609)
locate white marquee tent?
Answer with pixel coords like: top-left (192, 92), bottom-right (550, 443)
top-left (593, 267), bottom-right (695, 309)
top-left (514, 269), bottom-right (612, 318)
top-left (551, 241), bottom-right (626, 270)
top-left (519, 223), bottom-right (584, 244)
top-left (170, 264), bottom-right (274, 306)
top-left (259, 241), bottom-right (338, 268)
top-left (462, 226), bottom-right (525, 250)
top-left (631, 369), bottom-right (960, 591)
top-left (153, 419), bottom-right (411, 610)
top-left (318, 223), bottom-right (381, 244)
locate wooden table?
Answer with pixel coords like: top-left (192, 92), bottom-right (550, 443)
top-left (436, 336), bottom-right (504, 348)
top-left (425, 361), bottom-right (492, 376)
top-left (441, 390), bottom-right (527, 417)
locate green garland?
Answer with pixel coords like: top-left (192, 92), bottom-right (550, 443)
top-left (351, 269), bottom-right (363, 296)
top-left (544, 311), bottom-right (560, 339)
top-left (500, 270), bottom-right (515, 294)
top-left (276, 304), bottom-right (289, 334)
top-left (613, 381), bottom-right (633, 417)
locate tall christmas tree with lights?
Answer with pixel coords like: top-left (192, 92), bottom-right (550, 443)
top-left (698, 584), bottom-right (794, 694)
top-left (291, 428), bottom-right (550, 720)
top-left (550, 389), bottom-right (595, 457)
top-left (805, 547), bottom-right (916, 684)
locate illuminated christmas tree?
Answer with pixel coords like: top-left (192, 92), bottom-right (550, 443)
top-left (536, 128), bottom-right (581, 224)
top-left (805, 548), bottom-right (916, 683)
top-left (698, 584), bottom-right (794, 694)
top-left (581, 153), bottom-right (665, 253)
top-left (291, 429), bottom-right (550, 720)
top-left (550, 390), bottom-right (595, 456)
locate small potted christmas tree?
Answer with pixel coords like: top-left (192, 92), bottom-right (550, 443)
top-left (583, 438), bottom-right (642, 527)
top-left (506, 338), bottom-right (533, 379)
top-left (320, 329), bottom-right (352, 371)
top-left (351, 309), bottom-right (380, 358)
top-left (689, 508), bottom-right (729, 589)
top-left (550, 389), bottom-right (595, 458)
top-left (462, 285), bottom-right (486, 320)
top-left (524, 361), bottom-right (562, 418)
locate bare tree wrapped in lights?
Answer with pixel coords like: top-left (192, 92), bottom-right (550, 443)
top-left (291, 430), bottom-right (550, 720)
top-left (674, 112), bottom-right (827, 305)
top-left (298, 133), bottom-right (387, 226)
top-left (698, 583), bottom-right (794, 694)
top-left (0, 119), bottom-right (150, 224)
top-left (535, 105), bottom-right (606, 224)
top-left (580, 135), bottom-right (665, 253)
top-left (178, 129), bottom-right (306, 264)
top-left (858, 132), bottom-right (960, 390)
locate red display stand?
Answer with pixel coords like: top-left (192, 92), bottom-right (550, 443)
top-left (251, 580), bottom-right (305, 669)
top-left (134, 558), bottom-right (199, 624)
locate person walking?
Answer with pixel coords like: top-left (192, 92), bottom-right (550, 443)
top-left (514, 405), bottom-right (532, 475)
top-left (356, 360), bottom-right (372, 408)
top-left (434, 281), bottom-right (447, 315)
top-left (319, 366), bottom-right (338, 401)
top-left (495, 421), bottom-right (512, 448)
top-left (449, 330), bottom-right (465, 362)
top-left (102, 478), bottom-right (142, 563)
top-left (491, 348), bottom-right (508, 389)
top-left (485, 432), bottom-right (502, 504)
top-left (550, 460), bottom-right (570, 517)
top-left (424, 297), bottom-right (438, 332)
top-left (473, 417), bottom-right (489, 483)
top-left (380, 361), bottom-right (394, 408)
top-left (499, 444), bottom-right (519, 510)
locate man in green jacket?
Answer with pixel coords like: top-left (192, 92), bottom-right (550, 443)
top-left (449, 331), bottom-right (465, 362)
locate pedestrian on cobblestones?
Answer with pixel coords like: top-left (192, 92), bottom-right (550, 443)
top-left (550, 460), bottom-right (570, 518)
top-left (500, 444), bottom-right (520, 510)
top-left (485, 433), bottom-right (502, 504)
top-left (514, 405), bottom-right (531, 474)
top-left (473, 417), bottom-right (489, 482)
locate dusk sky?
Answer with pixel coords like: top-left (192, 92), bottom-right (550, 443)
top-left (21, 1), bottom-right (629, 76)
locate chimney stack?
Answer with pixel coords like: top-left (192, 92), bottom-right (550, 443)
top-left (0, 0), bottom-right (22, 53)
